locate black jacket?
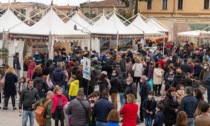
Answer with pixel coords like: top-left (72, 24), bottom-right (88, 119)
top-left (118, 77), bottom-right (127, 93)
top-left (181, 63), bottom-right (191, 74)
top-left (97, 79), bottom-right (108, 92)
top-left (51, 67), bottom-right (66, 86)
top-left (142, 98), bottom-right (157, 118)
top-left (172, 73), bottom-right (186, 88)
top-left (153, 111), bottom-right (164, 126)
top-left (33, 77), bottom-right (48, 93)
top-left (163, 93), bottom-right (179, 125)
top-left (110, 76), bottom-right (120, 93)
top-left (194, 65), bottom-right (203, 78)
top-left (19, 87), bottom-right (39, 111)
top-left (119, 58), bottom-right (126, 72)
top-left (124, 82), bottom-right (137, 99)
top-left (13, 56), bottom-right (21, 70)
top-left (4, 73), bottom-right (18, 96)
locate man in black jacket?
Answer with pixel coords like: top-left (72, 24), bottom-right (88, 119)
top-left (119, 53), bottom-right (126, 77)
top-left (13, 52), bottom-right (21, 78)
top-left (19, 79), bottom-right (39, 126)
top-left (172, 67), bottom-right (186, 88)
top-left (181, 59), bottom-right (191, 74)
top-left (124, 77), bottom-right (137, 99)
top-left (139, 76), bottom-right (151, 122)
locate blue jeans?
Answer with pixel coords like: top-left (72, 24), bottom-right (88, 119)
top-left (61, 84), bottom-right (66, 96)
top-left (145, 116), bottom-right (152, 126)
top-left (96, 121), bottom-right (107, 126)
top-left (22, 110), bottom-right (34, 126)
top-left (120, 93), bottom-right (125, 109)
top-left (187, 118), bottom-right (194, 126)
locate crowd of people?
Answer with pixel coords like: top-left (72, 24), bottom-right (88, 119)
top-left (1, 41), bottom-right (210, 126)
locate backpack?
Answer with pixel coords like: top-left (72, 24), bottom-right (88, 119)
top-left (34, 99), bottom-right (51, 125)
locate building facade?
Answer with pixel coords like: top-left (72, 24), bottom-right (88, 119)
top-left (80, 0), bottom-right (127, 19)
top-left (139, 0), bottom-right (210, 40)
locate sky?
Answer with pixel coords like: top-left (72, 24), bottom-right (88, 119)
top-left (0, 0), bottom-right (103, 6)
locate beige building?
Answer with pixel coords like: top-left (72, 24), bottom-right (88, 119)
top-left (80, 0), bottom-right (127, 19)
top-left (138, 0), bottom-right (210, 40)
top-left (0, 2), bottom-right (79, 25)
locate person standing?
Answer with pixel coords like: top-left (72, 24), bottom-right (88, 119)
top-left (139, 76), bottom-right (151, 122)
top-left (13, 52), bottom-right (21, 78)
top-left (153, 63), bottom-right (164, 96)
top-left (66, 89), bottom-right (91, 126)
top-left (132, 58), bottom-right (144, 88)
top-left (3, 67), bottom-right (18, 110)
top-left (33, 51), bottom-right (42, 65)
top-left (172, 67), bottom-right (186, 89)
top-left (34, 91), bottom-right (54, 126)
top-left (27, 56), bottom-right (36, 79)
top-left (19, 79), bottom-right (40, 126)
top-left (110, 70), bottom-right (120, 110)
top-left (163, 87), bottom-right (179, 126)
top-left (68, 75), bottom-right (79, 101)
top-left (153, 104), bottom-right (164, 126)
top-left (94, 90), bottom-right (114, 126)
top-left (51, 62), bottom-right (66, 90)
top-left (200, 63), bottom-right (210, 103)
top-left (107, 110), bottom-right (120, 126)
top-left (179, 86), bottom-right (198, 126)
top-left (120, 94), bottom-right (138, 126)
top-left (124, 77), bottom-right (137, 99)
top-left (195, 101), bottom-right (210, 126)
top-left (142, 91), bottom-right (157, 126)
top-left (119, 53), bottom-right (127, 77)
top-left (52, 87), bottom-right (68, 126)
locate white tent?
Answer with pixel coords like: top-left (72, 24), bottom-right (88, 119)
top-left (128, 14), bottom-right (162, 35)
top-left (177, 30), bottom-right (209, 37)
top-left (0, 8), bottom-right (29, 33)
top-left (146, 18), bottom-right (168, 32)
top-left (90, 12), bottom-right (143, 35)
top-left (66, 11), bottom-right (91, 30)
top-left (88, 14), bottom-right (108, 30)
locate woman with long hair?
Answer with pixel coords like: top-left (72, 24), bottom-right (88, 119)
top-left (194, 100), bottom-right (205, 118)
top-left (153, 62), bottom-right (164, 96)
top-left (23, 55), bottom-right (29, 77)
top-left (193, 88), bottom-right (204, 103)
top-left (32, 65), bottom-right (43, 79)
top-left (27, 56), bottom-right (36, 79)
top-left (176, 111), bottom-right (188, 126)
top-left (3, 67), bottom-right (18, 110)
top-left (132, 58), bottom-right (144, 88)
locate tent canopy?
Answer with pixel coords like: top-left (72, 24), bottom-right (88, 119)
top-left (90, 12), bottom-right (143, 35)
top-left (88, 14), bottom-right (108, 30)
top-left (0, 8), bottom-right (29, 33)
top-left (11, 8), bottom-right (86, 36)
top-left (177, 30), bottom-right (209, 37)
top-left (146, 18), bottom-right (168, 33)
top-left (128, 13), bottom-right (162, 35)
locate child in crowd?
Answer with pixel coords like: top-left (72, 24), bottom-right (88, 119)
top-left (107, 109), bottom-right (120, 126)
top-left (17, 77), bottom-right (27, 97)
top-left (68, 75), bottom-right (79, 101)
top-left (142, 91), bottom-right (157, 126)
top-left (52, 87), bottom-right (68, 126)
top-left (153, 104), bottom-right (164, 126)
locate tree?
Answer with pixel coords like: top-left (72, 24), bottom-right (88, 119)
top-left (122, 0), bottom-right (152, 16)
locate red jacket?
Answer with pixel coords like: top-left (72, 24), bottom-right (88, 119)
top-left (52, 94), bottom-right (68, 114)
top-left (158, 59), bottom-right (166, 69)
top-left (120, 103), bottom-right (138, 126)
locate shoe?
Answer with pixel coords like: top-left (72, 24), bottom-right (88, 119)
top-left (3, 107), bottom-right (8, 110)
top-left (13, 107), bottom-right (17, 110)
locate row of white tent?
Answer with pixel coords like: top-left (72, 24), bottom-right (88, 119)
top-left (0, 7), bottom-right (169, 37)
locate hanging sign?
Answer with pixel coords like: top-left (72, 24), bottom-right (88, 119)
top-left (83, 57), bottom-right (91, 81)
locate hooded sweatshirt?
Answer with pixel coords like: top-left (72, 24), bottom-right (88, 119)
top-left (69, 79), bottom-right (79, 96)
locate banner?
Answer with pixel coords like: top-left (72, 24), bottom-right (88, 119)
top-left (83, 57), bottom-right (91, 80)
top-left (100, 38), bottom-right (110, 52)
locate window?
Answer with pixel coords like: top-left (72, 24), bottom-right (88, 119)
top-left (204, 0), bottom-right (210, 9)
top-left (147, 1), bottom-right (152, 10)
top-left (162, 0), bottom-right (168, 10)
top-left (178, 0), bottom-right (183, 10)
